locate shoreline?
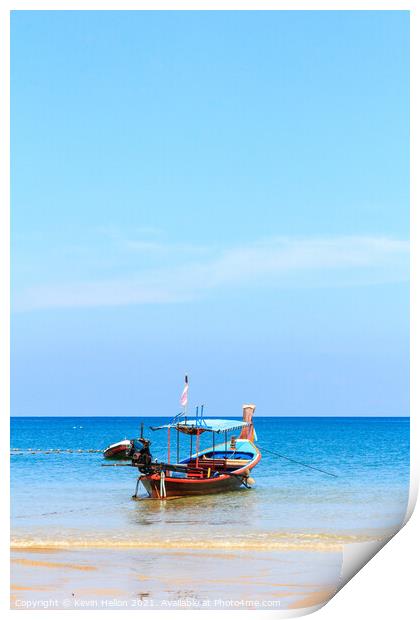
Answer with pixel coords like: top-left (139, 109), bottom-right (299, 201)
top-left (10, 527), bottom-right (397, 553)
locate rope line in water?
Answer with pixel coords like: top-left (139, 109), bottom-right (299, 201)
top-left (10, 448), bottom-right (103, 454)
top-left (258, 445), bottom-right (338, 478)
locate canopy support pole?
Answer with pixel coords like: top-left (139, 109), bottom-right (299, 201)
top-left (176, 428), bottom-right (180, 463)
top-left (167, 427), bottom-right (171, 464)
top-left (195, 432), bottom-right (200, 468)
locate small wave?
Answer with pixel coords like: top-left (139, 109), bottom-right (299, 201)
top-left (10, 531), bottom-right (387, 552)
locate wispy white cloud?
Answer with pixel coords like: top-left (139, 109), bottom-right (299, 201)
top-left (93, 225), bottom-right (211, 256)
top-left (14, 235), bottom-right (409, 311)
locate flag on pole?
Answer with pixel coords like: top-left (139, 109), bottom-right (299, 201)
top-left (180, 375), bottom-right (189, 407)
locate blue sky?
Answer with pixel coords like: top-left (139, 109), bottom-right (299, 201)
top-left (11, 10), bottom-right (409, 416)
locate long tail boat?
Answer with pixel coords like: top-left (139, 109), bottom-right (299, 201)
top-left (133, 404), bottom-right (261, 499)
top-left (103, 439), bottom-right (132, 459)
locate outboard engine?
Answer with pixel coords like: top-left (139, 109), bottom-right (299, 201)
top-left (131, 438), bottom-right (153, 474)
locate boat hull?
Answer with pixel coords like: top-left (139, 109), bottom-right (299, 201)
top-left (103, 440), bottom-right (131, 459)
top-left (140, 472), bottom-right (245, 498)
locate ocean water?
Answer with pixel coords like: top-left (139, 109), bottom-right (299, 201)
top-left (10, 417), bottom-right (409, 550)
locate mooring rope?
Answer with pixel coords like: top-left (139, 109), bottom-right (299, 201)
top-left (258, 445), bottom-right (338, 478)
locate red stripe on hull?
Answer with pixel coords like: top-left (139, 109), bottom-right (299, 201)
top-left (103, 446), bottom-right (130, 459)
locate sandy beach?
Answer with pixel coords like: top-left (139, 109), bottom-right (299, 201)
top-left (11, 546), bottom-right (341, 611)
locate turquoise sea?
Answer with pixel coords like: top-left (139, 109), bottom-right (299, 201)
top-left (11, 416), bottom-right (409, 550)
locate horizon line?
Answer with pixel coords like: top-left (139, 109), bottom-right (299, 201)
top-left (10, 414), bottom-right (410, 418)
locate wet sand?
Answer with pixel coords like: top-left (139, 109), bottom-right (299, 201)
top-left (11, 547), bottom-right (341, 610)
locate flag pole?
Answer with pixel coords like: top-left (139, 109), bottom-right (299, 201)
top-left (182, 374), bottom-right (189, 420)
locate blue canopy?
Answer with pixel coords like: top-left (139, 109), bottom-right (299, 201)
top-left (151, 418), bottom-right (249, 434)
